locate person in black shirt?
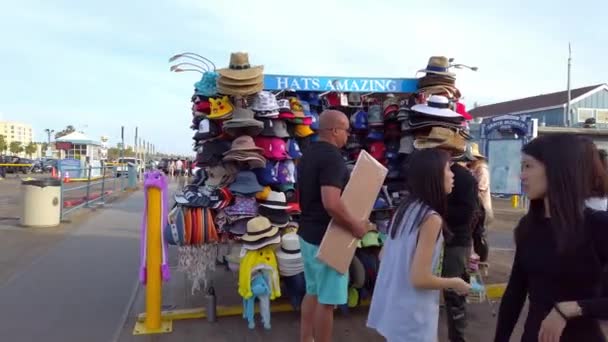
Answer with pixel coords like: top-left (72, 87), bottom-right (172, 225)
top-left (442, 160), bottom-right (479, 342)
top-left (495, 134), bottom-right (608, 342)
top-left (297, 109), bottom-right (369, 342)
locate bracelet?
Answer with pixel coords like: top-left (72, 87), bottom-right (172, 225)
top-left (554, 304), bottom-right (569, 320)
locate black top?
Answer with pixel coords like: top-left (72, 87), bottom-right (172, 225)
top-left (495, 209), bottom-right (608, 342)
top-left (446, 163), bottom-right (478, 247)
top-left (297, 141), bottom-right (349, 245)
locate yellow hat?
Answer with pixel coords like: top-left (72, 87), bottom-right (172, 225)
top-left (295, 124), bottom-right (315, 138)
top-left (208, 96), bottom-right (234, 119)
top-left (255, 186), bottom-right (271, 201)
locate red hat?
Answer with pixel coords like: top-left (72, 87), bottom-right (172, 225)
top-left (384, 122), bottom-right (401, 140)
top-left (455, 102), bottom-right (473, 121)
top-left (368, 141), bottom-right (386, 163)
top-left (193, 100), bottom-right (211, 114)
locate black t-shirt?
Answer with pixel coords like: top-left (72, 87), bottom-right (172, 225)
top-left (297, 141), bottom-right (349, 245)
top-left (446, 163), bottom-right (478, 247)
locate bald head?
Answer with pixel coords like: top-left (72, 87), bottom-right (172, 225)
top-left (319, 110), bottom-right (349, 131)
top-left (318, 110), bottom-right (350, 147)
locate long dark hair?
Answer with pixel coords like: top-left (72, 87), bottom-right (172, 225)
top-left (389, 148), bottom-right (451, 239)
top-left (581, 140), bottom-right (608, 197)
top-left (516, 134), bottom-right (590, 254)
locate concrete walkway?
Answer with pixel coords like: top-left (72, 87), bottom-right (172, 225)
top-left (0, 190), bottom-right (145, 342)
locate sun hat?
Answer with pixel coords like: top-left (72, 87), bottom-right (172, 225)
top-left (413, 127), bottom-right (467, 152)
top-left (197, 140), bottom-right (232, 167)
top-left (258, 205), bottom-right (290, 227)
top-left (205, 164), bottom-right (236, 188)
top-left (217, 81), bottom-right (264, 97)
top-left (222, 107), bottom-right (264, 137)
top-left (208, 96), bottom-right (234, 120)
top-left (259, 191), bottom-right (289, 210)
top-left (241, 216), bottom-right (279, 243)
top-left (241, 233), bottom-right (281, 251)
top-left (217, 52), bottom-right (264, 80)
top-left (228, 171), bottom-right (264, 196)
top-left (417, 56), bottom-right (456, 77)
top-left (411, 95), bottom-right (461, 119)
top-left (223, 135), bottom-right (264, 154)
top-left (276, 233), bottom-right (304, 277)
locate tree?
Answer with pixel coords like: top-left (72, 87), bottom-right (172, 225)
top-left (0, 135), bottom-right (7, 155)
top-left (9, 141), bottom-right (23, 155)
top-left (55, 125), bottom-right (76, 139)
top-left (41, 142), bottom-right (49, 154)
top-left (25, 142), bottom-right (37, 158)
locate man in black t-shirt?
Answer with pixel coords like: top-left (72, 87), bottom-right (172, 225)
top-left (297, 109), bottom-right (368, 342)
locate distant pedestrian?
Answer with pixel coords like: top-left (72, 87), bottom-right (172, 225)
top-left (176, 159), bottom-right (183, 177)
top-left (169, 160), bottom-right (175, 178)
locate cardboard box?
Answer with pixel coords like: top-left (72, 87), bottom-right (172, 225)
top-left (316, 150), bottom-right (388, 274)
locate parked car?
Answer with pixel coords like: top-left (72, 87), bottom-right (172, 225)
top-left (1, 156), bottom-right (33, 174)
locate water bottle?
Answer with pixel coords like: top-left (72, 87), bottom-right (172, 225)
top-left (206, 287), bottom-right (217, 322)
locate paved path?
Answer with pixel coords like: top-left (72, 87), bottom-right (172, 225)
top-left (0, 189), bottom-right (145, 342)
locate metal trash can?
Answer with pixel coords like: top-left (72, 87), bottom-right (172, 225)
top-left (20, 178), bottom-right (62, 227)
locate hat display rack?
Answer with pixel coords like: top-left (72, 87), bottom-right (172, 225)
top-left (168, 51), bottom-right (309, 328)
top-left (165, 52), bottom-right (475, 323)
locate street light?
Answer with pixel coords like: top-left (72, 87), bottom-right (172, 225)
top-left (448, 58), bottom-right (479, 72)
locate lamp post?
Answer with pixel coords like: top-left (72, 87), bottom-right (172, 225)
top-left (448, 58), bottom-right (479, 72)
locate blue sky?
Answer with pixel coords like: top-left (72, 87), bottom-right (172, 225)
top-left (0, 0), bottom-right (607, 155)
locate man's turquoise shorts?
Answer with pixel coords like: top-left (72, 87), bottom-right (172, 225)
top-left (299, 237), bottom-right (349, 305)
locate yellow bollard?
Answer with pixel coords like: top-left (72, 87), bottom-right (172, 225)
top-left (145, 187), bottom-right (162, 330)
top-left (511, 195), bottom-right (519, 208)
top-left (133, 187), bottom-right (171, 335)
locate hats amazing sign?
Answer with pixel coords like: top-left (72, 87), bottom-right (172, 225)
top-left (264, 74), bottom-right (418, 93)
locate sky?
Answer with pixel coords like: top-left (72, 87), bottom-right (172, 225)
top-left (0, 0), bottom-right (607, 155)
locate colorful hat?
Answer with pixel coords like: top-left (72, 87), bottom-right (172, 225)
top-left (259, 191), bottom-right (289, 210)
top-left (254, 137), bottom-right (289, 160)
top-left (287, 139), bottom-right (303, 159)
top-left (295, 125), bottom-right (314, 138)
top-left (208, 96), bottom-right (234, 120)
top-left (252, 91), bottom-right (280, 116)
top-left (367, 105), bottom-right (384, 127)
top-left (350, 110), bottom-right (368, 131)
top-left (253, 161), bottom-right (280, 186)
top-left (194, 71), bottom-right (219, 97)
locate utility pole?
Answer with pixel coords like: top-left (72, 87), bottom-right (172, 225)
top-left (120, 126), bottom-right (125, 159)
top-left (566, 43), bottom-right (572, 127)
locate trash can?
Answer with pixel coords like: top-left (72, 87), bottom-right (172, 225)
top-left (20, 178), bottom-right (62, 227)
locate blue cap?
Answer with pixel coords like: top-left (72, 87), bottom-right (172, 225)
top-left (287, 139), bottom-right (303, 159)
top-left (310, 111), bottom-right (320, 131)
top-left (367, 130), bottom-right (384, 141)
top-left (253, 161), bottom-right (279, 186)
top-left (351, 110), bottom-right (368, 131)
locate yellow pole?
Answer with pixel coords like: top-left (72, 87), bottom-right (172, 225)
top-left (511, 195), bottom-right (519, 208)
top-left (145, 187), bottom-right (162, 330)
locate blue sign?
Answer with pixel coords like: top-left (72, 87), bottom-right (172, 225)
top-left (480, 115), bottom-right (535, 138)
top-left (263, 74), bottom-right (418, 93)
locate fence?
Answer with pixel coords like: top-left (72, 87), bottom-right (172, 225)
top-left (58, 164), bottom-right (136, 219)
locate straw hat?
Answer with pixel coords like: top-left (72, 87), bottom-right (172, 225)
top-left (413, 127), bottom-right (466, 152)
top-left (241, 216), bottom-right (279, 242)
top-left (417, 56), bottom-right (456, 77)
top-left (217, 52), bottom-right (264, 80)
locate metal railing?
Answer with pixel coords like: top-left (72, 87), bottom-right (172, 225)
top-left (58, 164), bottom-right (137, 219)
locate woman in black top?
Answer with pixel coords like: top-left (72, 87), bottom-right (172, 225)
top-left (495, 134), bottom-right (608, 342)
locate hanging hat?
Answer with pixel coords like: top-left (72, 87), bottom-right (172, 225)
top-left (368, 142), bottom-right (386, 163)
top-left (259, 119), bottom-right (291, 138)
top-left (205, 164), bottom-right (236, 188)
top-left (252, 91), bottom-right (280, 114)
top-left (464, 142), bottom-right (485, 160)
top-left (413, 127), bottom-right (467, 152)
top-left (193, 118), bottom-right (221, 142)
top-left (276, 233), bottom-right (304, 277)
top-left (256, 185), bottom-right (272, 201)
top-left (253, 161), bottom-right (280, 186)
top-left (217, 80), bottom-right (264, 97)
top-left (241, 216), bottom-right (279, 243)
top-left (259, 191), bottom-right (289, 210)
top-left (411, 95), bottom-right (461, 118)
top-left (367, 105), bottom-right (384, 127)
top-left (241, 232), bottom-right (281, 251)
top-left (217, 52), bottom-right (264, 80)
top-left (417, 56), bottom-right (456, 77)
top-left (224, 195), bottom-right (258, 217)
top-left (399, 135), bottom-right (415, 154)
top-left (294, 125), bottom-right (314, 138)
top-left (254, 137), bottom-right (289, 160)
top-left (164, 206), bottom-right (185, 246)
top-left (228, 171), bottom-right (264, 196)
top-left (197, 140), bottom-right (232, 167)
top-left (223, 108), bottom-right (264, 137)
top-left (367, 129), bottom-right (384, 141)
top-left (224, 135), bottom-right (264, 154)
top-left (348, 93), bottom-right (362, 106)
top-left (218, 74), bottom-right (264, 86)
top-left (309, 111), bottom-right (320, 131)
top-left (350, 110), bottom-right (368, 131)
top-left (287, 139), bottom-right (303, 159)
top-left (258, 205), bottom-right (290, 227)
top-left (194, 71), bottom-right (219, 97)
top-left (278, 99), bottom-right (295, 119)
top-left (208, 96), bottom-right (234, 120)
